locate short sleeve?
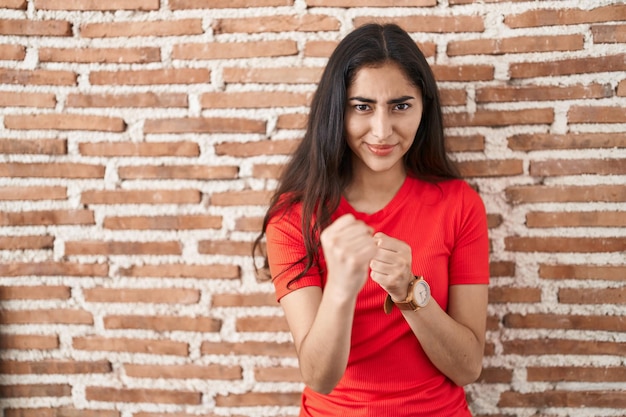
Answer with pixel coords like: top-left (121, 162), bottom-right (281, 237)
top-left (266, 204), bottom-right (323, 301)
top-left (448, 184), bottom-right (490, 285)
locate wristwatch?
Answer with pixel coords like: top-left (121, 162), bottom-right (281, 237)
top-left (384, 275), bottom-right (431, 314)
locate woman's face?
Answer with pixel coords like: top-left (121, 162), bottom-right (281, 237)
top-left (344, 61), bottom-right (423, 179)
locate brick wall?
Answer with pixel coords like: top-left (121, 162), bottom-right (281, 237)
top-left (0, 0), bottom-right (624, 416)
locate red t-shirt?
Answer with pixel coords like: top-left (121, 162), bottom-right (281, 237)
top-left (266, 176), bottom-right (490, 417)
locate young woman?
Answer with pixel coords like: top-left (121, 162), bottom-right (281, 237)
top-left (253, 23), bottom-right (490, 416)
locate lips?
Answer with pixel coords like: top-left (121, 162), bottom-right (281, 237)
top-left (366, 144), bottom-right (396, 156)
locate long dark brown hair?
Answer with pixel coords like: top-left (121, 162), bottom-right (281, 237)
top-left (253, 23), bottom-right (460, 284)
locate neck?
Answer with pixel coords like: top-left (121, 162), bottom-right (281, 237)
top-left (344, 166), bottom-right (407, 214)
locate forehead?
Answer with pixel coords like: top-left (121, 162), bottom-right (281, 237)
top-left (347, 62), bottom-right (419, 96)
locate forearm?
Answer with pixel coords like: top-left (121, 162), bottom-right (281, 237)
top-left (297, 289), bottom-right (357, 394)
top-left (402, 300), bottom-right (485, 386)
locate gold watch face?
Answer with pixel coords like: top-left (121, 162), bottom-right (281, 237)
top-left (413, 280), bottom-right (430, 308)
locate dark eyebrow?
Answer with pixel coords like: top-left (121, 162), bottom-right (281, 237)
top-left (348, 95), bottom-right (415, 104)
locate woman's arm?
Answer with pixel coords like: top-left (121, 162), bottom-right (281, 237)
top-left (399, 284), bottom-right (488, 386)
top-left (275, 214), bottom-right (378, 394)
top-left (370, 233), bottom-right (488, 386)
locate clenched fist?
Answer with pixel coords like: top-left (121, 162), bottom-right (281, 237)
top-left (320, 214), bottom-right (378, 300)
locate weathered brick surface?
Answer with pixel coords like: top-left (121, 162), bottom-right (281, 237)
top-left (1, 1), bottom-right (624, 416)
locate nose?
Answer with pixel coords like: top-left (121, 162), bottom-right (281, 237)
top-left (371, 110), bottom-right (392, 141)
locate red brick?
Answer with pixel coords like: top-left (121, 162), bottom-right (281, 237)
top-left (592, 24), bottom-right (626, 43)
top-left (212, 292), bottom-right (277, 307)
top-left (431, 65), bottom-right (494, 82)
top-left (104, 315), bottom-right (220, 332)
top-left (144, 117), bottom-right (266, 134)
top-left (304, 40), bottom-right (338, 57)
top-left (503, 313), bottom-right (624, 332)
top-left (84, 287), bottom-right (199, 304)
top-left (118, 165), bottom-right (238, 180)
top-left (85, 387), bottom-right (200, 404)
top-left (65, 240), bottom-right (181, 256)
top-left (201, 91), bottom-right (312, 109)
top-left (0, 138), bottom-right (65, 154)
top-left (477, 83), bottom-right (611, 103)
top-left (252, 163), bottom-right (284, 180)
top-left (198, 240), bottom-right (253, 256)
top-left (0, 209), bottom-right (94, 226)
top-left (79, 141), bottom-right (198, 157)
top-left (527, 366), bottom-right (626, 382)
top-left (214, 15), bottom-right (340, 34)
top-left (215, 139), bottom-right (299, 157)
top-left (0, 285), bottom-right (70, 300)
top-left (446, 135), bottom-right (485, 152)
top-left (236, 316), bottom-right (290, 332)
top-left (80, 19), bottom-right (203, 37)
top-left (90, 68), bottom-right (209, 85)
top-left (0, 68), bottom-right (76, 85)
top-left (618, 80), bottom-right (626, 96)
top-left (210, 190), bottom-right (272, 206)
top-left (0, 261), bottom-right (108, 277)
top-left (0, 309), bottom-right (93, 325)
top-left (527, 211), bottom-right (626, 228)
top-left (558, 288), bottom-right (625, 305)
top-left (0, 235), bottom-right (53, 250)
top-left (104, 214), bottom-right (222, 230)
top-left (5, 114), bottom-right (125, 132)
top-left (540, 264), bottom-right (625, 282)
top-left (531, 159), bottom-right (626, 176)
top-left (0, 43), bottom-right (25, 60)
top-left (276, 114), bottom-right (307, 129)
top-left (119, 165), bottom-right (239, 180)
top-left (35, 0), bottom-right (159, 11)
top-left (236, 216), bottom-right (263, 232)
top-left (490, 261), bottom-right (515, 277)
top-left (0, 334), bottom-right (58, 350)
top-left (505, 236), bottom-right (626, 253)
top-left (0, 0), bottom-right (26, 8)
top-left (223, 67), bottom-right (323, 84)
top-left (498, 390), bottom-right (626, 409)
top-left (354, 15), bottom-right (484, 33)
top-left (0, 359), bottom-right (111, 374)
top-left (487, 214), bottom-right (502, 229)
top-left (68, 93), bottom-right (187, 108)
top-left (74, 337), bottom-right (188, 356)
top-left (510, 54), bottom-right (626, 79)
top-left (0, 162), bottom-right (104, 178)
top-left (488, 287), bottom-right (541, 303)
top-left (0, 384), bottom-right (71, 398)
top-left (0, 186), bottom-right (67, 200)
top-left (5, 409), bottom-right (120, 417)
top-left (124, 363), bottom-right (241, 379)
top-left (508, 132), bottom-right (626, 151)
top-left (170, 0), bottom-right (292, 8)
top-left (201, 341), bottom-right (296, 357)
top-left (81, 189), bottom-right (201, 205)
top-left (445, 109), bottom-right (553, 127)
top-left (477, 367), bottom-right (513, 384)
top-left (173, 40), bottom-right (297, 60)
top-left (118, 263), bottom-right (239, 279)
top-left (448, 35), bottom-right (583, 56)
top-left (502, 338), bottom-right (626, 357)
top-left (0, 91), bottom-right (56, 108)
top-left (39, 47), bottom-right (160, 63)
top-left (569, 106), bottom-right (626, 123)
top-left (457, 159), bottom-right (523, 177)
top-left (506, 185), bottom-right (626, 204)
top-left (215, 392), bottom-right (300, 407)
top-left (255, 366), bottom-right (301, 382)
top-left (311, 0), bottom-right (433, 5)
top-left (0, 19), bottom-right (71, 36)
top-left (505, 5), bottom-right (626, 28)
